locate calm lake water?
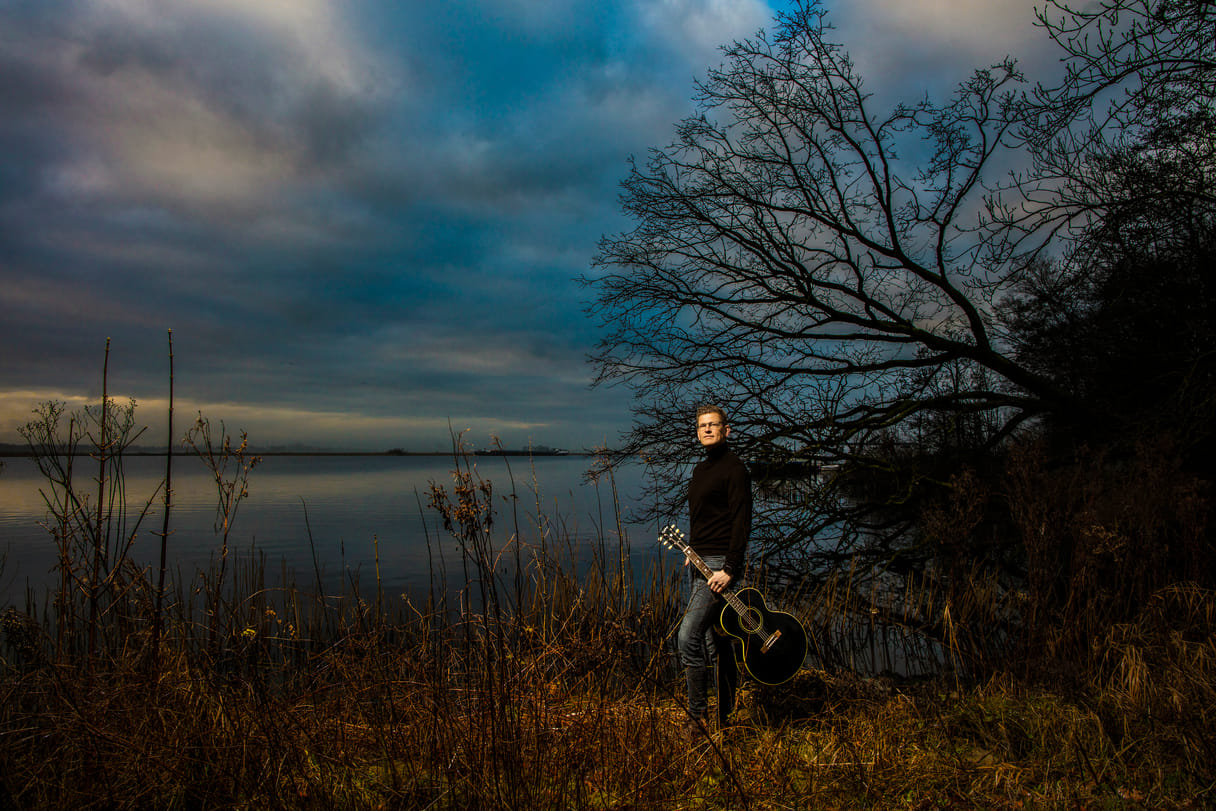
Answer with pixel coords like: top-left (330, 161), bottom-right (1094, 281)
top-left (0, 453), bottom-right (658, 609)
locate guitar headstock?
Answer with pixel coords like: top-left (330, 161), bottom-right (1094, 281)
top-left (658, 524), bottom-right (688, 553)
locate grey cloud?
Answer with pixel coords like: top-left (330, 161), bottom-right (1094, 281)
top-left (0, 0), bottom-right (778, 450)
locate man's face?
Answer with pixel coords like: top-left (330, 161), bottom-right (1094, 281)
top-left (696, 412), bottom-right (730, 448)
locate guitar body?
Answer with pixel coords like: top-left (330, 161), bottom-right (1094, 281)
top-left (718, 587), bottom-right (808, 686)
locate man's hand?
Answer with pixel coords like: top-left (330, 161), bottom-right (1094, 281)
top-left (707, 570), bottom-right (732, 593)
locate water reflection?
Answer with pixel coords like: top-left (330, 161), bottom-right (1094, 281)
top-left (0, 454), bottom-right (653, 606)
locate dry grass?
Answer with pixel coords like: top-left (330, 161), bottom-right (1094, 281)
top-left (2, 413), bottom-right (1214, 808)
top-left (4, 549), bottom-right (1214, 808)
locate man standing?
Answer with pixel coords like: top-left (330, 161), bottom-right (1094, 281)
top-left (678, 405), bottom-right (752, 731)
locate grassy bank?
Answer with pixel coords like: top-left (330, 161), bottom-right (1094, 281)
top-left (3, 600), bottom-right (1212, 809)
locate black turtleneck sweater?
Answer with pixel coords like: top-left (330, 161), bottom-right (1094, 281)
top-left (688, 442), bottom-right (752, 578)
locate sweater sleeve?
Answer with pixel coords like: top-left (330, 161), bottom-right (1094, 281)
top-left (723, 459), bottom-right (752, 578)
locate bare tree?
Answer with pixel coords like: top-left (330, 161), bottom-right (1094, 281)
top-left (1034, 0), bottom-right (1214, 131)
top-left (997, 0), bottom-right (1215, 247)
top-left (586, 2), bottom-right (1076, 565)
top-left (999, 0), bottom-right (1216, 443)
top-left (587, 0), bottom-right (1216, 583)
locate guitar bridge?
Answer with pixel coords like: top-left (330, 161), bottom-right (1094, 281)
top-left (760, 629), bottom-right (782, 653)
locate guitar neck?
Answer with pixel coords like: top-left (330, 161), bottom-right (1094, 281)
top-left (682, 547), bottom-right (716, 582)
top-left (682, 546), bottom-right (747, 614)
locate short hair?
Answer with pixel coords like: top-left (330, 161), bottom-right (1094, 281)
top-left (695, 405), bottom-right (728, 425)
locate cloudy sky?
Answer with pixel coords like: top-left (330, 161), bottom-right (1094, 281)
top-left (0, 0), bottom-right (1055, 452)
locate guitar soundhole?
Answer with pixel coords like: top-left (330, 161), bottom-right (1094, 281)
top-left (739, 607), bottom-right (763, 634)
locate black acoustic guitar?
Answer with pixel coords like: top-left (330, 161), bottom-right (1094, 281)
top-left (660, 525), bottom-right (808, 686)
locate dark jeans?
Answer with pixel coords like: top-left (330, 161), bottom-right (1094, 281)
top-left (677, 554), bottom-right (726, 670)
top-left (677, 555), bottom-right (728, 720)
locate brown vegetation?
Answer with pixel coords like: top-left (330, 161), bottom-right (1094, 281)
top-left (2, 414), bottom-right (1213, 809)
